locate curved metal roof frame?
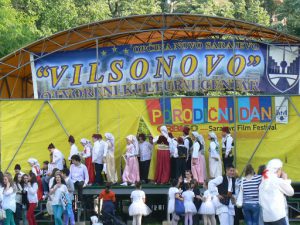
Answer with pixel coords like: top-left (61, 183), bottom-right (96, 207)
top-left (1, 13), bottom-right (300, 98)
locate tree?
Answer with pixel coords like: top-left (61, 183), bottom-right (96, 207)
top-left (0, 0), bottom-right (38, 57)
top-left (244, 0), bottom-right (270, 26)
top-left (276, 0), bottom-right (300, 36)
top-left (233, 0), bottom-right (247, 21)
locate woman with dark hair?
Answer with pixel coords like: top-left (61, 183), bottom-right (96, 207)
top-left (14, 173), bottom-right (27, 225)
top-left (24, 172), bottom-right (38, 225)
top-left (128, 182), bottom-right (151, 225)
top-left (48, 143), bottom-right (64, 170)
top-left (68, 135), bottom-right (79, 161)
top-left (241, 164), bottom-right (262, 225)
top-left (98, 183), bottom-right (116, 219)
top-left (138, 133), bottom-right (153, 183)
top-left (50, 174), bottom-right (68, 225)
top-left (257, 165), bottom-right (266, 175)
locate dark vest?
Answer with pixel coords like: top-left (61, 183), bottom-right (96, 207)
top-left (217, 175), bottom-right (236, 205)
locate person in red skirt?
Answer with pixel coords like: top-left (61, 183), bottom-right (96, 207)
top-left (27, 158), bottom-right (43, 201)
top-left (153, 125), bottom-right (170, 184)
top-left (80, 138), bottom-right (95, 185)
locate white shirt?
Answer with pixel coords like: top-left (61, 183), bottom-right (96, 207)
top-left (139, 141), bottom-right (153, 161)
top-left (70, 163), bottom-right (89, 186)
top-left (104, 141), bottom-right (114, 158)
top-left (182, 190), bottom-right (195, 204)
top-left (68, 144), bottom-right (79, 160)
top-left (24, 183), bottom-right (38, 203)
top-left (52, 148), bottom-right (64, 170)
top-left (92, 140), bottom-right (107, 164)
top-left (222, 134), bottom-right (233, 157)
top-left (209, 142), bottom-right (220, 159)
top-left (183, 136), bottom-right (191, 152)
top-left (192, 142), bottom-right (200, 158)
top-left (81, 146), bottom-right (92, 158)
top-left (130, 190), bottom-right (146, 203)
top-left (2, 187), bottom-right (16, 212)
top-left (51, 184), bottom-right (68, 205)
top-left (259, 175), bottom-right (294, 222)
top-left (168, 138), bottom-right (178, 158)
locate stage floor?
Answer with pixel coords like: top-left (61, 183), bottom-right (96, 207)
top-left (83, 183), bottom-right (170, 195)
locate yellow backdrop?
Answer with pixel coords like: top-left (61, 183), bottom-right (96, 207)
top-left (1, 97), bottom-right (299, 181)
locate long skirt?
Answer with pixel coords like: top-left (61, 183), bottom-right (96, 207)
top-left (85, 157), bottom-right (95, 184)
top-left (209, 155), bottom-right (222, 179)
top-left (37, 176), bottom-right (43, 200)
top-left (106, 154), bottom-right (118, 183)
top-left (191, 155), bottom-right (206, 184)
top-left (122, 156), bottom-right (140, 183)
top-left (154, 149), bottom-right (170, 184)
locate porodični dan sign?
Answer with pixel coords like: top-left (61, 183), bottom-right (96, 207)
top-left (32, 39), bottom-right (300, 99)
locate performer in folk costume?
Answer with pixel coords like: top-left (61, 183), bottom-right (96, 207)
top-left (128, 182), bottom-right (151, 225)
top-left (191, 131), bottom-right (206, 184)
top-left (177, 137), bottom-right (187, 179)
top-left (221, 127), bottom-right (234, 171)
top-left (183, 126), bottom-right (193, 171)
top-left (259, 159), bottom-right (294, 225)
top-left (121, 135), bottom-right (140, 186)
top-left (168, 132), bottom-right (179, 180)
top-left (92, 134), bottom-right (107, 185)
top-left (104, 133), bottom-right (118, 184)
top-left (138, 133), bottom-right (153, 183)
top-left (208, 132), bottom-right (222, 179)
top-left (27, 158), bottom-right (43, 201)
top-left (153, 126), bottom-right (171, 184)
top-left (80, 138), bottom-right (95, 185)
top-left (208, 165), bottom-right (236, 225)
top-left (68, 135), bottom-right (79, 161)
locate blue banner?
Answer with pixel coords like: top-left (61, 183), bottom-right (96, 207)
top-left (33, 39), bottom-right (300, 98)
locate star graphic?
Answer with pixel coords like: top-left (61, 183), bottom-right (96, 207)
top-left (112, 46), bottom-right (117, 52)
top-left (123, 48), bottom-right (129, 54)
top-left (101, 50), bottom-right (107, 56)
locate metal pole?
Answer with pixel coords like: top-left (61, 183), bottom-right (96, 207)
top-left (96, 39), bottom-right (100, 133)
top-left (162, 29), bottom-right (166, 125)
top-left (233, 38), bottom-right (237, 168)
top-left (288, 96), bottom-right (300, 116)
top-left (240, 96), bottom-right (288, 176)
top-left (47, 101), bottom-right (70, 136)
top-left (5, 101), bottom-right (47, 171)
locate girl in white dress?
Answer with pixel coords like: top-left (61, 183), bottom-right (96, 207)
top-left (208, 132), bottom-right (222, 179)
top-left (168, 179), bottom-right (181, 225)
top-left (199, 180), bottom-right (216, 225)
top-left (182, 183), bottom-right (197, 225)
top-left (128, 182), bottom-right (151, 225)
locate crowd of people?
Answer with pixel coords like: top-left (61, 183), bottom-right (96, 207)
top-left (0, 126), bottom-right (295, 225)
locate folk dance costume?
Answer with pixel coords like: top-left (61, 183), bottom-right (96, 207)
top-left (68, 136), bottom-right (79, 161)
top-left (80, 138), bottom-right (95, 184)
top-left (208, 132), bottom-right (222, 179)
top-left (28, 158), bottom-right (43, 201)
top-left (191, 132), bottom-right (206, 184)
top-left (104, 133), bottom-right (118, 184)
top-left (259, 159), bottom-right (294, 225)
top-left (121, 135), bottom-right (140, 185)
top-left (92, 134), bottom-right (107, 185)
top-left (154, 126), bottom-right (170, 184)
top-left (138, 134), bottom-right (153, 183)
top-left (168, 133), bottom-right (179, 180)
top-left (221, 127), bottom-right (234, 170)
top-left (183, 127), bottom-right (193, 171)
top-left (129, 189), bottom-right (151, 225)
top-left (51, 148), bottom-right (64, 170)
top-left (177, 138), bottom-right (188, 179)
top-left (209, 175), bottom-right (236, 225)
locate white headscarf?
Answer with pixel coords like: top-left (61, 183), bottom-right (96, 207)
top-left (105, 133), bottom-right (115, 148)
top-left (208, 131), bottom-right (219, 147)
top-left (126, 135), bottom-right (139, 154)
top-left (160, 125), bottom-right (169, 139)
top-left (192, 131), bottom-right (205, 152)
top-left (266, 159), bottom-right (283, 175)
top-left (80, 138), bottom-right (93, 149)
top-left (28, 158), bottom-right (39, 167)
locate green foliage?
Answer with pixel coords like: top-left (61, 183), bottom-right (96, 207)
top-left (0, 0), bottom-right (297, 59)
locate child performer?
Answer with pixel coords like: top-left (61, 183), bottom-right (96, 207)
top-left (191, 132), bottom-right (206, 184)
top-left (199, 180), bottom-right (216, 225)
top-left (128, 182), bottom-right (151, 225)
top-left (121, 135), bottom-right (140, 186)
top-left (182, 183), bottom-right (197, 225)
top-left (104, 133), bottom-right (118, 184)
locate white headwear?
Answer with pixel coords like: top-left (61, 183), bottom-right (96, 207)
top-left (266, 159), bottom-right (283, 175)
top-left (192, 131), bottom-right (205, 152)
top-left (80, 138), bottom-right (92, 149)
top-left (126, 135), bottom-right (139, 154)
top-left (105, 133), bottom-right (115, 147)
top-left (160, 125), bottom-right (169, 139)
top-left (90, 215), bottom-right (99, 224)
top-left (208, 131), bottom-right (219, 147)
top-left (28, 158), bottom-right (39, 166)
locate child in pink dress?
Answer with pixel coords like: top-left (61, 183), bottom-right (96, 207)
top-left (191, 132), bottom-right (206, 184)
top-left (121, 135), bottom-right (140, 186)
